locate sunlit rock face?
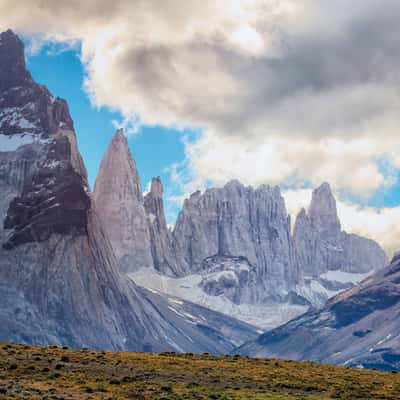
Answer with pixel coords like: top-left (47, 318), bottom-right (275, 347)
top-left (0, 30), bottom-right (259, 353)
top-left (93, 129), bottom-right (154, 273)
top-left (172, 180), bottom-right (298, 305)
top-left (126, 180), bottom-right (387, 329)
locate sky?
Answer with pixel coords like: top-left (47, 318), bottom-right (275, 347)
top-left (1, 0), bottom-right (400, 255)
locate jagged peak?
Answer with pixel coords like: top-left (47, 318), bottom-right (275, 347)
top-left (0, 29), bottom-right (31, 91)
top-left (94, 127), bottom-right (143, 204)
top-left (224, 179), bottom-right (244, 189)
top-left (148, 176), bottom-right (163, 199)
top-left (110, 127), bottom-right (128, 146)
top-left (314, 182), bottom-right (332, 195)
top-left (0, 29), bottom-right (23, 50)
top-left (308, 182), bottom-right (341, 233)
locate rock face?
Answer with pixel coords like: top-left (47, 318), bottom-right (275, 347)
top-left (125, 180), bottom-right (387, 329)
top-left (172, 181), bottom-right (298, 304)
top-left (238, 253), bottom-right (400, 371)
top-left (144, 177), bottom-right (183, 276)
top-left (94, 132), bottom-right (183, 276)
top-left (88, 85), bottom-right (386, 329)
top-left (293, 183), bottom-right (388, 306)
top-left (0, 30), bottom-right (259, 353)
top-left (93, 130), bottom-right (153, 273)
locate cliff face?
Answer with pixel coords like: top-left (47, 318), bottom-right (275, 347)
top-left (292, 183), bottom-right (388, 306)
top-left (0, 30), bottom-right (258, 353)
top-left (0, 30), bottom-right (130, 349)
top-left (93, 129), bottom-right (153, 273)
top-left (172, 180), bottom-right (298, 304)
top-left (293, 183), bottom-right (386, 277)
top-left (144, 177), bottom-right (183, 276)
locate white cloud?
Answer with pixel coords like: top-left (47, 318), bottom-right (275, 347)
top-left (180, 131), bottom-right (396, 197)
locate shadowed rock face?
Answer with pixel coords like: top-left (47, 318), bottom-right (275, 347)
top-left (238, 254), bottom-right (400, 371)
top-left (0, 30), bottom-right (30, 92)
top-left (0, 29), bottom-right (88, 250)
top-left (0, 30), bottom-right (259, 353)
top-left (144, 176), bottom-right (183, 276)
top-left (3, 136), bottom-right (90, 249)
top-left (308, 182), bottom-right (341, 237)
top-left (0, 30), bottom-right (73, 137)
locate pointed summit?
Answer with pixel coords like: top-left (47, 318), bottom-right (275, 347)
top-left (96, 128), bottom-right (142, 202)
top-left (0, 29), bottom-right (31, 91)
top-left (0, 29), bottom-right (74, 136)
top-left (148, 176), bottom-right (163, 198)
top-left (308, 182), bottom-right (341, 235)
top-left (144, 177), bottom-right (182, 276)
top-left (94, 129), bottom-right (153, 273)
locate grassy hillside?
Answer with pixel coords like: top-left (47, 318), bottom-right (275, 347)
top-left (1, 343), bottom-right (400, 399)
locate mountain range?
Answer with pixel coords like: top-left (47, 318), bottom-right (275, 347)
top-left (93, 127), bottom-right (387, 329)
top-left (1, 30), bottom-right (400, 371)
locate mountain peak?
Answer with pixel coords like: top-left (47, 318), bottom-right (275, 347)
top-left (95, 128), bottom-right (143, 204)
top-left (149, 176), bottom-right (163, 199)
top-left (0, 29), bottom-right (31, 91)
top-left (308, 182), bottom-right (341, 234)
top-left (94, 129), bottom-right (153, 272)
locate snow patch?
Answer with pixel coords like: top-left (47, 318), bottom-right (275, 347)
top-left (0, 133), bottom-right (35, 151)
top-left (129, 268), bottom-right (308, 329)
top-left (320, 270), bottom-right (372, 284)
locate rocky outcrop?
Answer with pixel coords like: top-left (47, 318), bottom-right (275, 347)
top-left (172, 180), bottom-right (298, 304)
top-left (93, 129), bottom-right (153, 273)
top-left (127, 180), bottom-right (385, 329)
top-left (294, 183), bottom-right (386, 276)
top-left (293, 183), bottom-right (387, 305)
top-left (238, 253), bottom-right (400, 371)
top-left (144, 177), bottom-right (183, 276)
top-left (0, 30), bottom-right (259, 353)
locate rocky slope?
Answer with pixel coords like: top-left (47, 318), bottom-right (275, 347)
top-left (0, 29), bottom-right (258, 353)
top-left (238, 253), bottom-right (400, 371)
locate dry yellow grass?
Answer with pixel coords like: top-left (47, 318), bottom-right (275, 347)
top-left (0, 342), bottom-right (399, 399)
